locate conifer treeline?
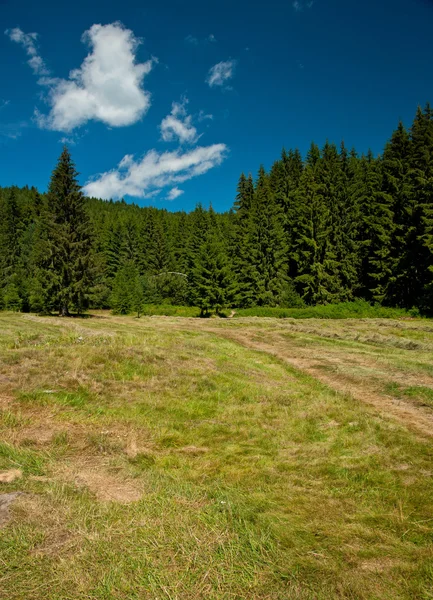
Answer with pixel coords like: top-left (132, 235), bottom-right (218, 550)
top-left (0, 104), bottom-right (432, 314)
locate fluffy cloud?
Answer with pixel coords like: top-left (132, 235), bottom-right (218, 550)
top-left (167, 187), bottom-right (184, 200)
top-left (206, 60), bottom-right (236, 88)
top-left (83, 143), bottom-right (228, 199)
top-left (42, 23), bottom-right (156, 131)
top-left (160, 97), bottom-right (199, 144)
top-left (7, 23), bottom-right (156, 132)
top-left (5, 27), bottom-right (50, 76)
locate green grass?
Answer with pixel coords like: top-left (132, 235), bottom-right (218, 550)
top-left (0, 312), bottom-right (433, 599)
top-left (385, 382), bottom-right (433, 409)
top-left (136, 304), bottom-right (201, 317)
top-left (118, 300), bottom-right (420, 320)
top-left (234, 300), bottom-right (420, 319)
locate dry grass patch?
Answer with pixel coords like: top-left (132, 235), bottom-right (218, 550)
top-left (56, 459), bottom-right (144, 503)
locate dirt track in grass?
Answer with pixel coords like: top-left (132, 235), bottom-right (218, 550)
top-left (185, 320), bottom-right (433, 439)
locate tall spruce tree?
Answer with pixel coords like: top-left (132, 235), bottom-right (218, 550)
top-left (185, 204), bottom-right (210, 304)
top-left (232, 173), bottom-right (255, 306)
top-left (0, 188), bottom-right (22, 309)
top-left (408, 105), bottom-right (433, 311)
top-left (191, 230), bottom-right (231, 316)
top-left (241, 166), bottom-right (288, 306)
top-left (293, 144), bottom-right (341, 303)
top-left (336, 142), bottom-right (362, 298)
top-left (32, 147), bottom-right (94, 315)
top-left (380, 122), bottom-right (413, 305)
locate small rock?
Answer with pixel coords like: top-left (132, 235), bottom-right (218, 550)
top-left (0, 469), bottom-right (22, 484)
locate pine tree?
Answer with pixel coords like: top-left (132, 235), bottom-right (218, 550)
top-left (103, 220), bottom-right (127, 281)
top-left (32, 147), bottom-right (94, 315)
top-left (185, 204), bottom-right (210, 304)
top-left (3, 281), bottom-right (22, 311)
top-left (319, 141), bottom-right (348, 300)
top-left (335, 142), bottom-right (362, 298)
top-left (0, 189), bottom-right (21, 288)
top-left (293, 144), bottom-right (340, 304)
top-left (191, 231), bottom-right (231, 316)
top-left (240, 166), bottom-right (288, 306)
top-left (110, 262), bottom-right (143, 315)
top-left (354, 151), bottom-right (393, 301)
top-left (380, 122), bottom-right (413, 305)
top-left (408, 105), bottom-right (433, 311)
top-left (232, 173), bottom-right (255, 306)
top-left (270, 149), bottom-right (304, 284)
top-left (145, 211), bottom-right (173, 275)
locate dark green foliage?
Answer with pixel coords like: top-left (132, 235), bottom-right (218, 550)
top-left (191, 228), bottom-right (232, 316)
top-left (357, 151), bottom-right (395, 302)
top-left (292, 143), bottom-right (341, 303)
top-left (0, 188), bottom-right (22, 308)
top-left (111, 262), bottom-right (144, 315)
top-left (235, 167), bottom-right (288, 307)
top-left (30, 148), bottom-right (95, 315)
top-left (1, 105), bottom-right (433, 314)
top-left (3, 280), bottom-right (22, 311)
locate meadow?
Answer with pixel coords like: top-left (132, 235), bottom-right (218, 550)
top-left (0, 311), bottom-right (433, 599)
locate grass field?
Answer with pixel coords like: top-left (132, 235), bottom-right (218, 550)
top-left (1, 312), bottom-right (433, 599)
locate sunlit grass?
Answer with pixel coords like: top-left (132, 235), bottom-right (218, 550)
top-left (0, 312), bottom-right (433, 599)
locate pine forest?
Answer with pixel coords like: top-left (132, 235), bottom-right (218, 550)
top-left (1, 104), bottom-right (432, 316)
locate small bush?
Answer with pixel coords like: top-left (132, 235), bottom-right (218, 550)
top-left (140, 304), bottom-right (201, 317)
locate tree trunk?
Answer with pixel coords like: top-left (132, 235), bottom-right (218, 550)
top-left (59, 304), bottom-right (69, 317)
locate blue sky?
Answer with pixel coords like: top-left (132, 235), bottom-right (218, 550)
top-left (1, 0), bottom-right (433, 212)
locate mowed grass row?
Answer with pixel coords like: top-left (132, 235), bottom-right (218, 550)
top-left (0, 313), bottom-right (433, 599)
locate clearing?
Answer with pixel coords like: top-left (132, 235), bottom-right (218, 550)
top-left (0, 312), bottom-right (433, 599)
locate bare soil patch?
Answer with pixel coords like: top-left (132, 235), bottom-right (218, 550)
top-left (0, 394), bottom-right (13, 409)
top-left (0, 469), bottom-right (22, 484)
top-left (56, 459), bottom-right (143, 503)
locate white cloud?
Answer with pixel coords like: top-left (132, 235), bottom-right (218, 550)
top-left (6, 23), bottom-right (156, 132)
top-left (59, 129), bottom-right (87, 146)
top-left (5, 28), bottom-right (50, 76)
top-left (160, 97), bottom-right (199, 144)
top-left (293, 1), bottom-right (314, 11)
top-left (0, 100), bottom-right (10, 110)
top-left (42, 23), bottom-right (156, 131)
top-left (0, 121), bottom-right (28, 140)
top-left (206, 59), bottom-right (236, 88)
top-left (185, 34), bottom-right (199, 45)
top-left (185, 34), bottom-right (216, 45)
top-left (198, 110), bottom-right (213, 122)
top-left (83, 143), bottom-right (228, 200)
top-left (167, 187), bottom-right (184, 200)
